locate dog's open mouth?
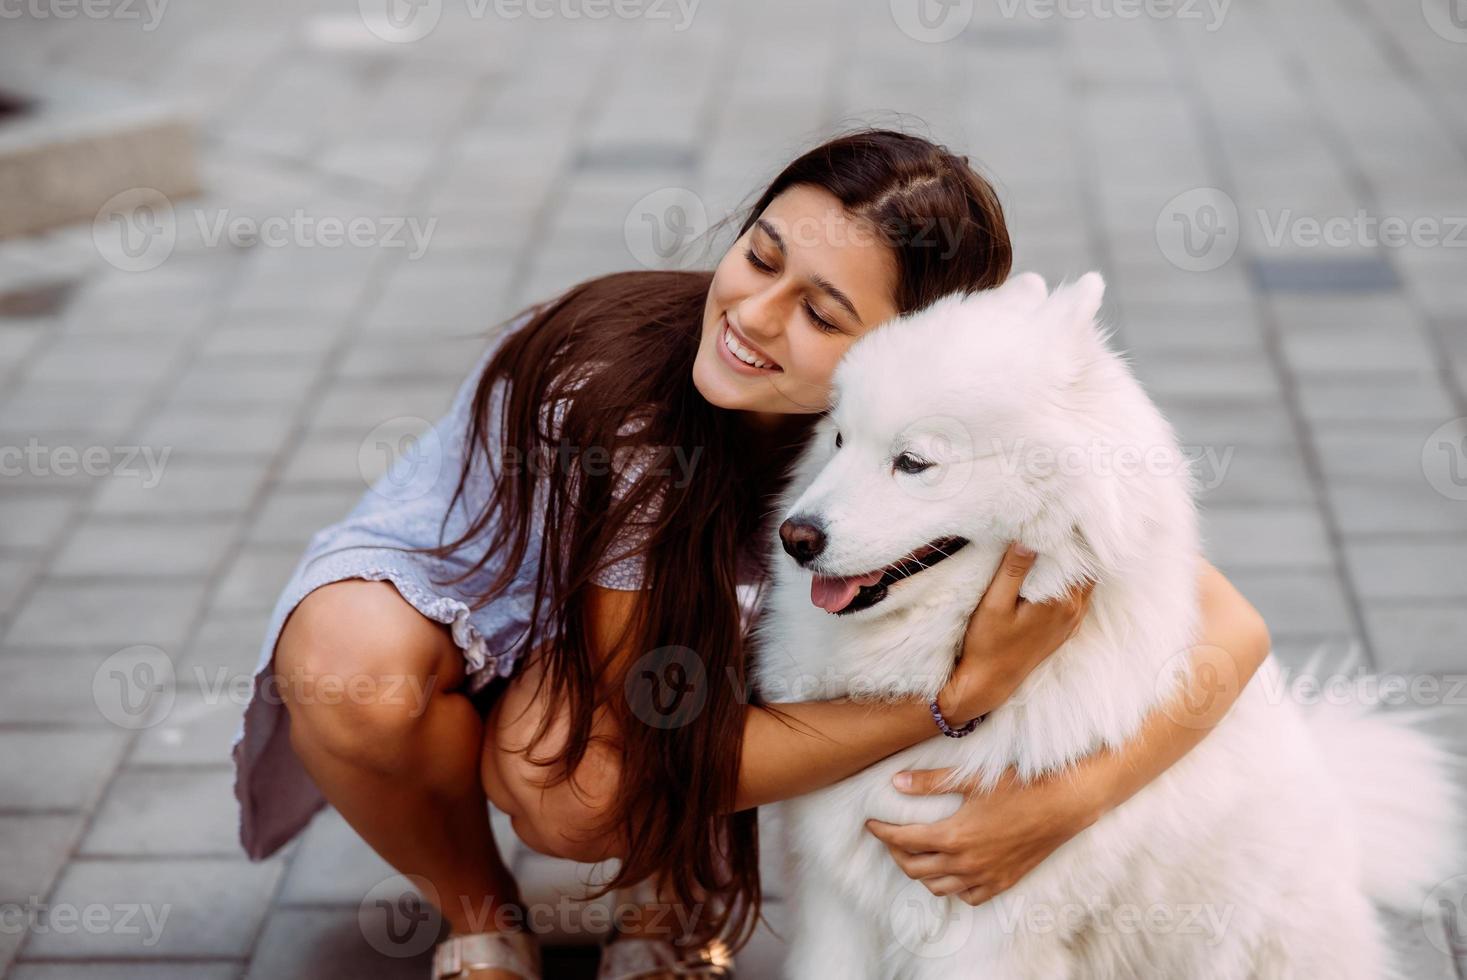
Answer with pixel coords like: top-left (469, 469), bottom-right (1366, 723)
top-left (809, 536), bottom-right (969, 615)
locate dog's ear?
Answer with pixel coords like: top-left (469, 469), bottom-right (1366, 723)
top-left (999, 271), bottom-right (1049, 310)
top-left (1050, 272), bottom-right (1105, 330)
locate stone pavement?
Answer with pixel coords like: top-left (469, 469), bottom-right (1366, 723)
top-left (1, 0), bottom-right (1465, 976)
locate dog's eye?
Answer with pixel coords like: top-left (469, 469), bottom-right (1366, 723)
top-left (894, 452), bottom-right (933, 475)
top-left (834, 432), bottom-right (843, 449)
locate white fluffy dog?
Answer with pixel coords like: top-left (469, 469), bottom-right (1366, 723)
top-left (751, 272), bottom-right (1462, 979)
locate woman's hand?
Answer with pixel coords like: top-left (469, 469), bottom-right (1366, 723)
top-left (936, 541), bottom-right (1095, 725)
top-left (868, 557), bottom-right (1272, 907)
top-left (864, 764), bottom-right (1101, 907)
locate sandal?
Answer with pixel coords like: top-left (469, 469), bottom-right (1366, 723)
top-left (595, 932), bottom-right (735, 979)
top-left (431, 929), bottom-right (542, 979)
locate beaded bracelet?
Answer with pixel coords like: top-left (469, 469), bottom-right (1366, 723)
top-left (929, 697), bottom-right (985, 738)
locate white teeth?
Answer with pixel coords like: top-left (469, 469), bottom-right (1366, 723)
top-left (724, 325), bottom-right (772, 369)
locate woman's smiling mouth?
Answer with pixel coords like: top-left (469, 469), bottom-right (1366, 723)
top-left (720, 315), bottom-right (783, 373)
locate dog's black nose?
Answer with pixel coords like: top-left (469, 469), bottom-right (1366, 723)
top-left (779, 517), bottom-right (826, 565)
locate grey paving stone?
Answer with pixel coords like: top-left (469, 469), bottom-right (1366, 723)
top-left (0, 651), bottom-right (138, 726)
top-left (0, 382), bottom-right (154, 440)
top-left (1251, 255), bottom-right (1401, 293)
top-left (1296, 374), bottom-right (1456, 425)
top-left (22, 334), bottom-right (190, 389)
top-left (1364, 602), bottom-right (1467, 676)
top-left (1116, 301), bottom-right (1266, 353)
top-left (198, 317), bottom-right (340, 359)
top-left (0, 730), bottom-right (128, 811)
top-left (1228, 568), bottom-right (1355, 638)
top-left (9, 964), bottom-right (242, 980)
top-left (247, 487), bottom-right (356, 547)
top-left (1280, 326), bottom-right (1438, 374)
top-left (1380, 907), bottom-right (1458, 980)
top-left (21, 858), bottom-right (281, 958)
top-left (179, 610), bottom-right (274, 684)
top-left (309, 382), bottom-right (454, 434)
top-left (90, 457), bottom-right (270, 518)
top-left (169, 361), bottom-right (322, 408)
top-left (4, 581), bottom-right (206, 649)
top-left (1201, 505), bottom-right (1334, 570)
top-left (1314, 427), bottom-right (1447, 485)
top-left (276, 432), bottom-right (375, 487)
top-left (244, 906), bottom-right (427, 980)
top-left (1131, 352), bottom-right (1282, 403)
top-left (277, 807), bottom-right (404, 906)
top-left (0, 814), bottom-right (85, 901)
top-left (51, 519), bottom-right (241, 579)
top-left (0, 496), bottom-right (75, 551)
top-left (1194, 445), bottom-right (1317, 506)
top-left (333, 338), bottom-right (494, 383)
top-left (1345, 540), bottom-right (1467, 602)
top-left (1328, 483), bottom-right (1467, 536)
top-left (1165, 402), bottom-right (1301, 450)
top-left (81, 767), bottom-right (239, 857)
top-left (211, 547), bottom-right (303, 614)
top-left (131, 687), bottom-right (251, 767)
top-left (136, 406), bottom-right (298, 459)
top-left (0, 553), bottom-right (39, 619)
top-left (573, 142), bottom-right (698, 173)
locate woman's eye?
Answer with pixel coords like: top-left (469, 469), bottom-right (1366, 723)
top-left (834, 431), bottom-right (843, 449)
top-left (744, 247), bottom-right (774, 273)
top-left (894, 453), bottom-right (932, 474)
top-left (803, 300), bottom-right (841, 335)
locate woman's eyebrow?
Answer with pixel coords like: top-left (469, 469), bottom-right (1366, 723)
top-left (755, 218), bottom-right (867, 327)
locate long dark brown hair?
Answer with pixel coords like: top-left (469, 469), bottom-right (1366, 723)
top-left (424, 127), bottom-right (1013, 949)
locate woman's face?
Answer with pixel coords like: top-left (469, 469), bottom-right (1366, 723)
top-left (693, 184), bottom-right (901, 426)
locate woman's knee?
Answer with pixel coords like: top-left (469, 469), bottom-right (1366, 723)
top-left (276, 579), bottom-right (464, 774)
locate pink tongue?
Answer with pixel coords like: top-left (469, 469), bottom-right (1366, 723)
top-left (810, 570), bottom-right (886, 613)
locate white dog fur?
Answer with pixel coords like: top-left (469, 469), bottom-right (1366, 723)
top-left (751, 272), bottom-right (1463, 979)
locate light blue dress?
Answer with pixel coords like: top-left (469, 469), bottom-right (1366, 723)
top-left (231, 311), bottom-right (768, 860)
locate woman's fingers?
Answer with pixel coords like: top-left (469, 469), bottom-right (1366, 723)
top-left (879, 843), bottom-right (950, 880)
top-left (892, 767), bottom-right (970, 795)
top-left (865, 818), bottom-right (949, 854)
top-left (917, 874), bottom-right (970, 897)
top-left (958, 886), bottom-right (991, 907)
top-left (977, 541), bottom-right (1037, 613)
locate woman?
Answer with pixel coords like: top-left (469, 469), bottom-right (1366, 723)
top-left (231, 129), bottom-right (1271, 979)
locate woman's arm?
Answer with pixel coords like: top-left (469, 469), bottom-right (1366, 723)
top-left (733, 542), bottom-right (1092, 811)
top-left (865, 558), bottom-right (1270, 905)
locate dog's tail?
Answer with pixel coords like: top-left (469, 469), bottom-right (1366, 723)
top-left (1302, 658), bottom-right (1465, 912)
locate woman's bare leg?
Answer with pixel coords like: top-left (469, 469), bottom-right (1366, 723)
top-left (275, 580), bottom-right (526, 975)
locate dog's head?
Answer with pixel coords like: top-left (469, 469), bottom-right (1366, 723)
top-left (778, 271), bottom-right (1186, 618)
